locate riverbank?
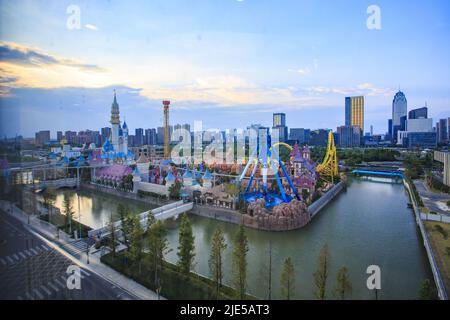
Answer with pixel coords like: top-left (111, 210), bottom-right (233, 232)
top-left (404, 179), bottom-right (448, 300)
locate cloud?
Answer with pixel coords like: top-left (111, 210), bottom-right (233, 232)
top-left (304, 83), bottom-right (394, 97)
top-left (0, 42), bottom-right (104, 71)
top-left (288, 68), bottom-right (311, 75)
top-left (85, 24), bottom-right (98, 31)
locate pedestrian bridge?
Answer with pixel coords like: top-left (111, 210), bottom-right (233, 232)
top-left (26, 178), bottom-right (79, 190)
top-left (88, 200), bottom-right (193, 239)
top-left (352, 169), bottom-right (404, 178)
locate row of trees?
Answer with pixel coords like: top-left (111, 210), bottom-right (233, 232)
top-left (106, 208), bottom-right (436, 300)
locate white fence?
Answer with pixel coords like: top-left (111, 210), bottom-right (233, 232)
top-left (421, 213), bottom-right (450, 224)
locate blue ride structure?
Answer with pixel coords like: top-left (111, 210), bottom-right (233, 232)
top-left (238, 132), bottom-right (299, 208)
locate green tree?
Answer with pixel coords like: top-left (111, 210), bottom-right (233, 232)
top-left (169, 180), bottom-right (183, 199)
top-left (127, 214), bottom-right (145, 273)
top-left (418, 279), bottom-right (438, 300)
top-left (107, 212), bottom-right (117, 258)
top-left (313, 244), bottom-right (330, 300)
top-left (301, 189), bottom-right (309, 203)
top-left (118, 204), bottom-right (133, 250)
top-left (209, 227), bottom-right (227, 299)
top-left (62, 192), bottom-right (75, 235)
top-left (177, 213), bottom-right (195, 274)
top-left (232, 224), bottom-right (249, 299)
top-left (334, 266), bottom-right (352, 300)
top-left (42, 187), bottom-right (56, 223)
top-left (147, 220), bottom-right (171, 286)
top-left (224, 183), bottom-right (240, 200)
top-left (280, 257), bottom-right (295, 300)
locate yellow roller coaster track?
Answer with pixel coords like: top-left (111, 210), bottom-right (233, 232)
top-left (316, 130), bottom-right (339, 181)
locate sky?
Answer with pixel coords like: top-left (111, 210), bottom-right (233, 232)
top-left (0, 0), bottom-right (449, 138)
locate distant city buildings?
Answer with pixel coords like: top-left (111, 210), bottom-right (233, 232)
top-left (289, 128), bottom-right (310, 144)
top-left (28, 89), bottom-right (448, 152)
top-left (309, 129), bottom-right (329, 146)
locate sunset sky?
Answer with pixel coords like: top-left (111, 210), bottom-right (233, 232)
top-left (1, 0), bottom-right (449, 138)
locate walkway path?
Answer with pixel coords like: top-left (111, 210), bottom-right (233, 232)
top-left (414, 180), bottom-right (450, 217)
top-left (0, 200), bottom-right (163, 300)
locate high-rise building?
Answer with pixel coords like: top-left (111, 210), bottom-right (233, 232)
top-left (438, 118), bottom-right (448, 144)
top-left (392, 91), bottom-right (407, 143)
top-left (101, 127), bottom-right (111, 140)
top-left (406, 118), bottom-right (433, 133)
top-left (35, 130), bottom-right (50, 146)
top-left (408, 107), bottom-right (428, 119)
top-left (64, 131), bottom-right (77, 145)
top-left (272, 113), bottom-right (288, 142)
top-left (157, 127), bottom-right (164, 144)
top-left (407, 132), bottom-right (437, 149)
top-left (337, 125), bottom-right (361, 148)
top-left (145, 128), bottom-right (157, 145)
top-left (57, 131), bottom-right (63, 142)
top-left (135, 128), bottom-right (144, 146)
top-left (345, 96), bottom-right (364, 133)
top-left (128, 135), bottom-right (135, 147)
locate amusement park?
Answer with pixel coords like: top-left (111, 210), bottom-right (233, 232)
top-left (3, 96), bottom-right (343, 232)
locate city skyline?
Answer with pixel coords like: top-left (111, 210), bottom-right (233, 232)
top-left (1, 0), bottom-right (450, 137)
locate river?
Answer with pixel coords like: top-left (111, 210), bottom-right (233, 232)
top-left (55, 177), bottom-right (433, 299)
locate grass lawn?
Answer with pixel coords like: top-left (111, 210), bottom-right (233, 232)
top-left (424, 221), bottom-right (450, 294)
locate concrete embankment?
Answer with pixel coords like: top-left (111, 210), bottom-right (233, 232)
top-left (404, 180), bottom-right (448, 300)
top-left (308, 181), bottom-right (346, 218)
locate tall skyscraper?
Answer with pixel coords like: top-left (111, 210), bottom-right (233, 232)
top-left (392, 91), bottom-right (407, 143)
top-left (345, 96), bottom-right (364, 133)
top-left (57, 131), bottom-right (63, 142)
top-left (272, 113), bottom-right (288, 142)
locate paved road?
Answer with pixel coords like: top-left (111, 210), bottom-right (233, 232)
top-left (414, 180), bottom-right (450, 217)
top-left (0, 211), bottom-right (137, 300)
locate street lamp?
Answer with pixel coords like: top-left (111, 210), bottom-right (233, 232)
top-left (78, 193), bottom-right (81, 239)
top-left (86, 243), bottom-right (90, 264)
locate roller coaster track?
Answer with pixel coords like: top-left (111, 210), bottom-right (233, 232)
top-left (316, 130), bottom-right (339, 181)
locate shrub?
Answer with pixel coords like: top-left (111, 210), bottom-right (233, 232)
top-left (433, 224), bottom-right (448, 239)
